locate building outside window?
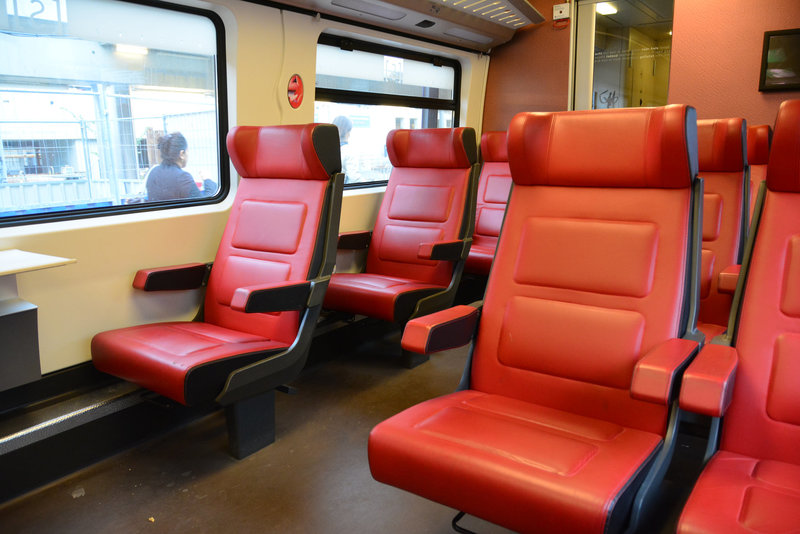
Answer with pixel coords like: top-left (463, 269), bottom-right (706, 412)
top-left (0, 0), bottom-right (226, 224)
top-left (314, 34), bottom-right (460, 186)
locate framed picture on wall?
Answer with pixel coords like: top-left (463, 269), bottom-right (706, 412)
top-left (759, 28), bottom-right (800, 92)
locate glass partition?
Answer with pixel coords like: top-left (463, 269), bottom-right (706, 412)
top-left (574, 0), bottom-right (673, 110)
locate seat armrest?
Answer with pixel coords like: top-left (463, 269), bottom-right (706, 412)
top-left (132, 263), bottom-right (210, 291)
top-left (679, 344), bottom-right (738, 417)
top-left (230, 280), bottom-right (312, 313)
top-left (401, 304), bottom-right (481, 354)
top-left (631, 338), bottom-right (700, 405)
top-left (717, 265), bottom-right (741, 295)
top-left (418, 239), bottom-right (470, 261)
top-left (337, 231), bottom-right (372, 250)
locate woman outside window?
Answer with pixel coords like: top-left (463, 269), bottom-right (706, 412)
top-left (146, 132), bottom-right (218, 201)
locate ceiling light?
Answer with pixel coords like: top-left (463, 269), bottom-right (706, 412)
top-left (596, 2), bottom-right (617, 15)
top-left (437, 0), bottom-right (544, 28)
top-left (115, 44), bottom-right (148, 55)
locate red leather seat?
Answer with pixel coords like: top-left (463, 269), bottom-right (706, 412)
top-left (464, 131), bottom-right (511, 276)
top-left (696, 118), bottom-right (747, 341)
top-left (323, 128), bottom-right (478, 365)
top-left (678, 100), bottom-right (800, 534)
top-left (746, 124), bottom-right (772, 217)
top-left (369, 105), bottom-right (702, 534)
top-left (92, 124), bottom-right (343, 458)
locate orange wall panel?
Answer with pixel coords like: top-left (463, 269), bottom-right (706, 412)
top-left (482, 0), bottom-right (571, 132)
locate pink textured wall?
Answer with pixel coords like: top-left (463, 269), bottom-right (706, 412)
top-left (669, 0), bottom-right (800, 126)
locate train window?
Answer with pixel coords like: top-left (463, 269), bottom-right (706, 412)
top-left (0, 0), bottom-right (227, 226)
top-left (573, 0), bottom-right (673, 110)
top-left (315, 34), bottom-right (460, 186)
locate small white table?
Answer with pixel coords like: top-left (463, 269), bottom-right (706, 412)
top-left (0, 250), bottom-right (76, 391)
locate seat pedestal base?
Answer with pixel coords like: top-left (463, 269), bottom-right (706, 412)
top-left (225, 389), bottom-right (276, 459)
top-left (401, 349), bottom-right (429, 369)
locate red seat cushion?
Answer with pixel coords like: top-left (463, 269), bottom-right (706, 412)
top-left (716, 188), bottom-right (800, 463)
top-left (325, 128), bottom-right (476, 322)
top-left (747, 124), bottom-right (771, 218)
top-left (696, 118), bottom-right (747, 332)
top-left (678, 101), bottom-right (800, 534)
top-left (202, 177), bottom-right (327, 344)
top-left (91, 124), bottom-right (340, 406)
top-left (92, 322), bottom-right (287, 404)
top-left (369, 390), bottom-right (662, 534)
top-left (466, 131), bottom-right (511, 276)
top-left (365, 167), bottom-right (472, 287)
top-left (747, 124), bottom-right (772, 165)
top-left (508, 106), bottom-right (696, 188)
top-left (470, 182), bottom-right (690, 436)
top-left (678, 451), bottom-right (800, 533)
top-left (324, 273), bottom-right (445, 323)
top-left (369, 105), bottom-right (698, 533)
top-left (464, 243), bottom-right (495, 275)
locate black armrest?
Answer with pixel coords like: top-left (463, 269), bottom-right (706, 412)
top-left (418, 239), bottom-right (470, 261)
top-left (337, 231), bottom-right (372, 250)
top-left (132, 263), bottom-right (210, 291)
top-left (401, 304), bottom-right (482, 354)
top-left (230, 281), bottom-right (312, 313)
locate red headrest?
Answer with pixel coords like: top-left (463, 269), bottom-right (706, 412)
top-left (508, 105), bottom-right (698, 188)
top-left (481, 131), bottom-right (508, 162)
top-left (226, 124), bottom-right (341, 180)
top-left (697, 118), bottom-right (746, 172)
top-left (387, 128), bottom-right (477, 169)
top-left (747, 124), bottom-right (772, 165)
top-left (767, 100), bottom-right (800, 193)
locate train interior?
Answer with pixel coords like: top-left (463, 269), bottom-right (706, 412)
top-left (1, 0), bottom-right (800, 532)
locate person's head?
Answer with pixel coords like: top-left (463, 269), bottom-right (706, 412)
top-left (158, 132), bottom-right (188, 167)
top-left (331, 116), bottom-right (353, 144)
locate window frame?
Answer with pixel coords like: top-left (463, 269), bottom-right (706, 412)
top-left (0, 0), bottom-right (229, 228)
top-left (315, 33), bottom-right (461, 188)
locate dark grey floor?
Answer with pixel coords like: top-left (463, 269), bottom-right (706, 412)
top-left (0, 324), bottom-right (695, 533)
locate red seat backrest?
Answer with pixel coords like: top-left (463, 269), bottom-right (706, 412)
top-left (204, 124), bottom-right (339, 344)
top-left (722, 100), bottom-right (800, 464)
top-left (470, 105), bottom-right (698, 436)
top-left (697, 118), bottom-right (747, 327)
top-left (473, 131), bottom-right (511, 255)
top-left (365, 128), bottom-right (477, 286)
top-left (746, 124), bottom-right (772, 216)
